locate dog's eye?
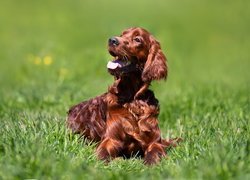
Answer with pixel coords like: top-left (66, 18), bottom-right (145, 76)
top-left (133, 37), bottom-right (141, 43)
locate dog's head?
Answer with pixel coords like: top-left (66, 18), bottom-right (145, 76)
top-left (107, 27), bottom-right (167, 83)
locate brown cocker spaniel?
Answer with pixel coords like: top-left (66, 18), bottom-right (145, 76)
top-left (67, 27), bottom-right (179, 165)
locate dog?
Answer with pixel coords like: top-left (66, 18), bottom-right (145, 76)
top-left (67, 27), bottom-right (179, 165)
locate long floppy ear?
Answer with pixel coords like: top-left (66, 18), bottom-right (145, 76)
top-left (142, 35), bottom-right (168, 83)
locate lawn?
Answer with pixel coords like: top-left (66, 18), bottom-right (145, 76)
top-left (0, 0), bottom-right (249, 179)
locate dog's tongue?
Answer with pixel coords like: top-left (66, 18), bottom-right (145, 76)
top-left (107, 60), bottom-right (122, 69)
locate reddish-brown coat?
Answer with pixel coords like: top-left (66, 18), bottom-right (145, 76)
top-left (67, 27), bottom-right (180, 165)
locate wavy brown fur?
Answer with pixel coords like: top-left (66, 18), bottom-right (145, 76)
top-left (67, 27), bottom-right (180, 165)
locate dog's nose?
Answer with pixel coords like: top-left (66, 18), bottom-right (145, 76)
top-left (108, 37), bottom-right (119, 46)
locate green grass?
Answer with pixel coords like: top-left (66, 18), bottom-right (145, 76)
top-left (0, 0), bottom-right (249, 179)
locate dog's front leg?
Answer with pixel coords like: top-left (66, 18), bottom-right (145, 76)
top-left (96, 138), bottom-right (123, 163)
top-left (143, 142), bottom-right (166, 165)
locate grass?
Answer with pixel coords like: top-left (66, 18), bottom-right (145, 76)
top-left (0, 0), bottom-right (249, 179)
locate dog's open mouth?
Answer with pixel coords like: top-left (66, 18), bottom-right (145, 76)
top-left (107, 52), bottom-right (131, 70)
top-left (107, 58), bottom-right (131, 70)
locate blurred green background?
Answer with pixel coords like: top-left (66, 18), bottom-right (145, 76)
top-left (0, 0), bottom-right (249, 179)
top-left (1, 0), bottom-right (249, 94)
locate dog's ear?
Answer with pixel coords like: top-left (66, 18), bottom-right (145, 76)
top-left (142, 35), bottom-right (168, 83)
